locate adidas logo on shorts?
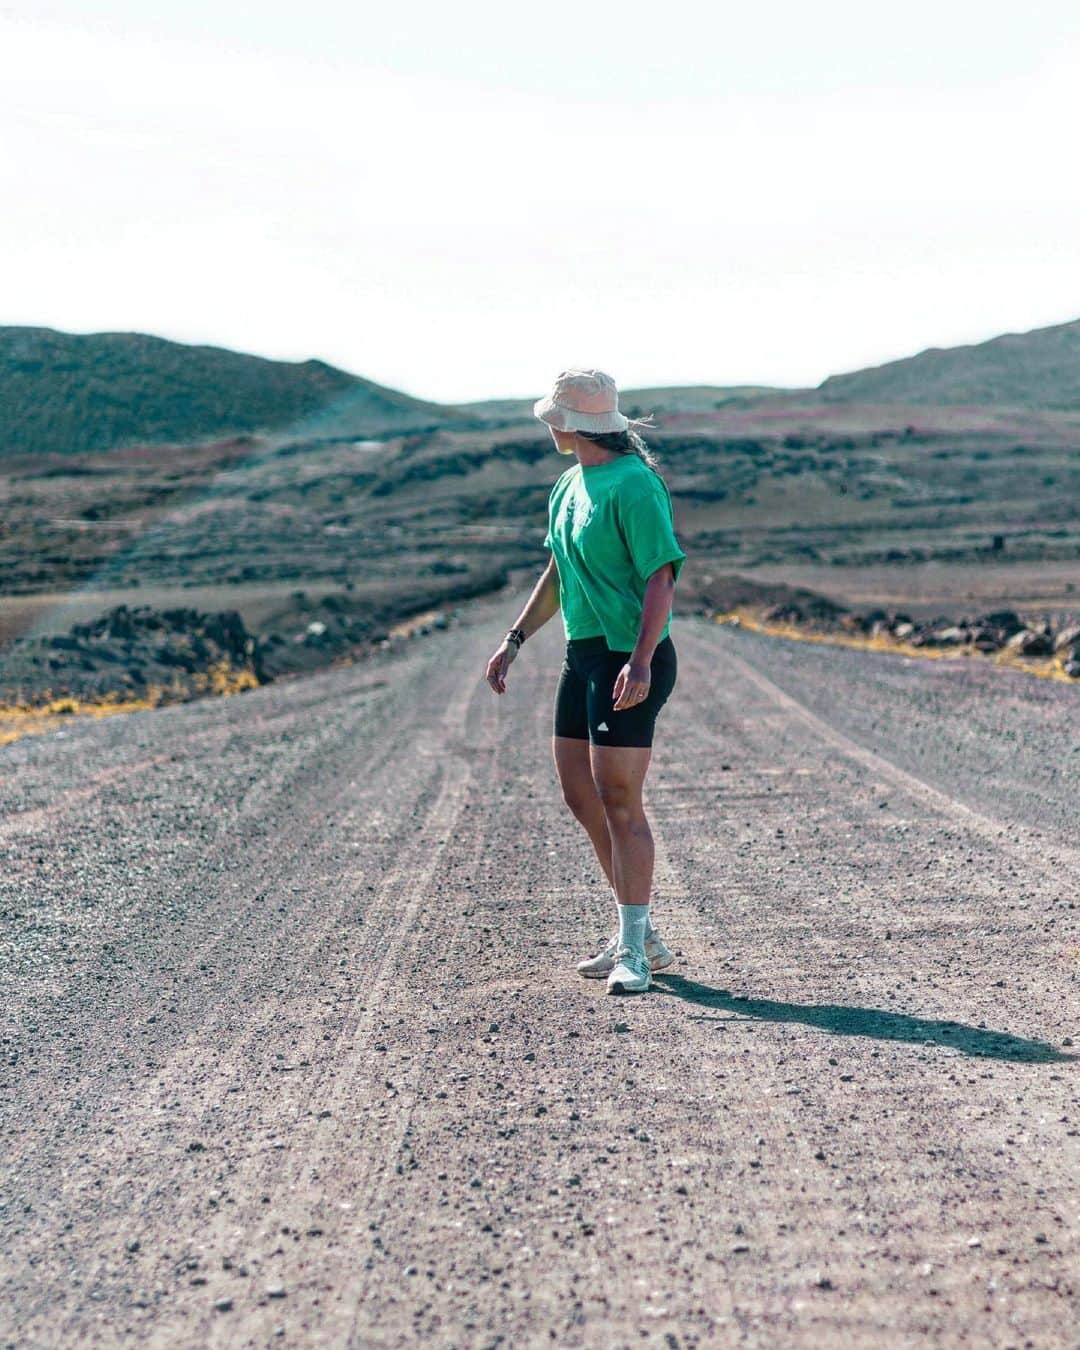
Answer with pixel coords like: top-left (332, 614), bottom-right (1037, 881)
top-left (597, 722), bottom-right (609, 732)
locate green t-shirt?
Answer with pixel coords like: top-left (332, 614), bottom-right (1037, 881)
top-left (544, 454), bottom-right (687, 651)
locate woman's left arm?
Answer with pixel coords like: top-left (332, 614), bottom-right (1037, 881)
top-left (612, 563), bottom-right (676, 711)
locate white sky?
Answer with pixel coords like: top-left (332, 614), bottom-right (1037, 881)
top-left (2, 2), bottom-right (1079, 403)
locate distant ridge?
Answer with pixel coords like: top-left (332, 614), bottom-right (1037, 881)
top-left (817, 317), bottom-right (1080, 411)
top-left (6, 314), bottom-right (1080, 462)
top-left (0, 327), bottom-right (443, 458)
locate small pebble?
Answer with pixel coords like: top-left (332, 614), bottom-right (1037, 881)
top-left (266, 1284), bottom-right (287, 1299)
top-left (214, 1298), bottom-right (233, 1313)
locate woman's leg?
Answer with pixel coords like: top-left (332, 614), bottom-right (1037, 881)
top-left (583, 637), bottom-right (677, 909)
top-left (551, 736), bottom-right (615, 886)
top-left (589, 745), bottom-right (653, 906)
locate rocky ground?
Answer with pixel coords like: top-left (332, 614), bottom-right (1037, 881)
top-left (649, 574), bottom-right (1080, 681)
top-left (0, 605), bottom-right (262, 708)
top-left (0, 589), bottom-right (1076, 1347)
top-left (0, 570), bottom-right (505, 713)
top-left (751, 597), bottom-right (1080, 678)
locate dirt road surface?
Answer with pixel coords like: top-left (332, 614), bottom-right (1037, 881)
top-left (2, 591), bottom-right (1077, 1348)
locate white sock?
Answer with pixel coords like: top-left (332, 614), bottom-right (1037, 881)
top-left (616, 902), bottom-right (650, 955)
top-left (611, 884), bottom-right (655, 938)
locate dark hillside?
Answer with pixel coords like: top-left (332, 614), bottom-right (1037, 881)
top-left (0, 327), bottom-right (440, 457)
top-left (818, 317), bottom-right (1080, 411)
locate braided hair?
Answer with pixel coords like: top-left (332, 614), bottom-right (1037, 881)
top-left (577, 419), bottom-right (662, 474)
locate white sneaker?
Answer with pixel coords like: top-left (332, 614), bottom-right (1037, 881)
top-left (576, 932), bottom-right (674, 980)
top-left (605, 944), bottom-right (652, 995)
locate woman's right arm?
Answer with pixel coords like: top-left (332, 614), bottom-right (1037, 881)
top-left (484, 556), bottom-right (560, 695)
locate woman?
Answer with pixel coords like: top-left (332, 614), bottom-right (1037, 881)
top-left (484, 369), bottom-right (687, 995)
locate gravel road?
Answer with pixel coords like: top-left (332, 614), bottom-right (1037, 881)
top-left (1, 592), bottom-right (1077, 1348)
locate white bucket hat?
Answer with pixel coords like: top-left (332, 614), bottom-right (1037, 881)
top-left (533, 368), bottom-right (629, 434)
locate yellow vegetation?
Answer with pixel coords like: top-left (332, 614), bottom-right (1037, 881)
top-left (714, 611), bottom-right (1078, 684)
top-left (388, 609), bottom-right (444, 639)
top-left (0, 660), bottom-right (260, 747)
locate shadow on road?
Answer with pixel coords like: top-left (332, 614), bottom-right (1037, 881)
top-left (653, 974), bottom-right (1074, 1063)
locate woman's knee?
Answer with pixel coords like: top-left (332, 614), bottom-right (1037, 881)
top-left (594, 776), bottom-right (641, 827)
top-left (557, 762), bottom-right (601, 818)
top-left (561, 782), bottom-right (598, 818)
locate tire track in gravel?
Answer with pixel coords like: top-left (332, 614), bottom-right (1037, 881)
top-left (0, 754), bottom-right (176, 842)
top-left (0, 664), bottom-right (394, 846)
top-left (154, 617), bottom-right (625, 1349)
top-left (642, 620), bottom-right (1078, 1345)
top-left (229, 650), bottom-right (536, 1348)
top-left (709, 630), bottom-right (1080, 874)
top-left (46, 670), bottom-right (484, 1349)
top-left (1, 637), bottom-right (480, 1344)
top-left (2, 637), bottom-right (477, 1333)
top-left (654, 620), bottom-right (1077, 1030)
top-left (323, 628), bottom-right (650, 1349)
top-left (2, 676), bottom-right (398, 1172)
top-left (335, 694), bottom-right (511, 1346)
top-left (76, 630), bottom-right (515, 1348)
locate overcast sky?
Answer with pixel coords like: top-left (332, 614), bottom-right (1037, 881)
top-left (3, 2), bottom-right (1079, 402)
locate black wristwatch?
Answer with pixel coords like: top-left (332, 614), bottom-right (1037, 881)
top-left (506, 627), bottom-right (527, 648)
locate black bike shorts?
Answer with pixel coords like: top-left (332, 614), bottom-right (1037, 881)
top-left (553, 634), bottom-right (677, 748)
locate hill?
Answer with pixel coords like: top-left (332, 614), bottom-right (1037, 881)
top-left (817, 316), bottom-right (1080, 410)
top-left (0, 327), bottom-right (444, 458)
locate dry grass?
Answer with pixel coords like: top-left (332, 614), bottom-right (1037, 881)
top-left (0, 661), bottom-right (259, 747)
top-left (388, 608), bottom-right (446, 639)
top-left (715, 612), bottom-right (1079, 684)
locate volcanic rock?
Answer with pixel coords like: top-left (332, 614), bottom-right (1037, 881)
top-left (1006, 630), bottom-right (1054, 657)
